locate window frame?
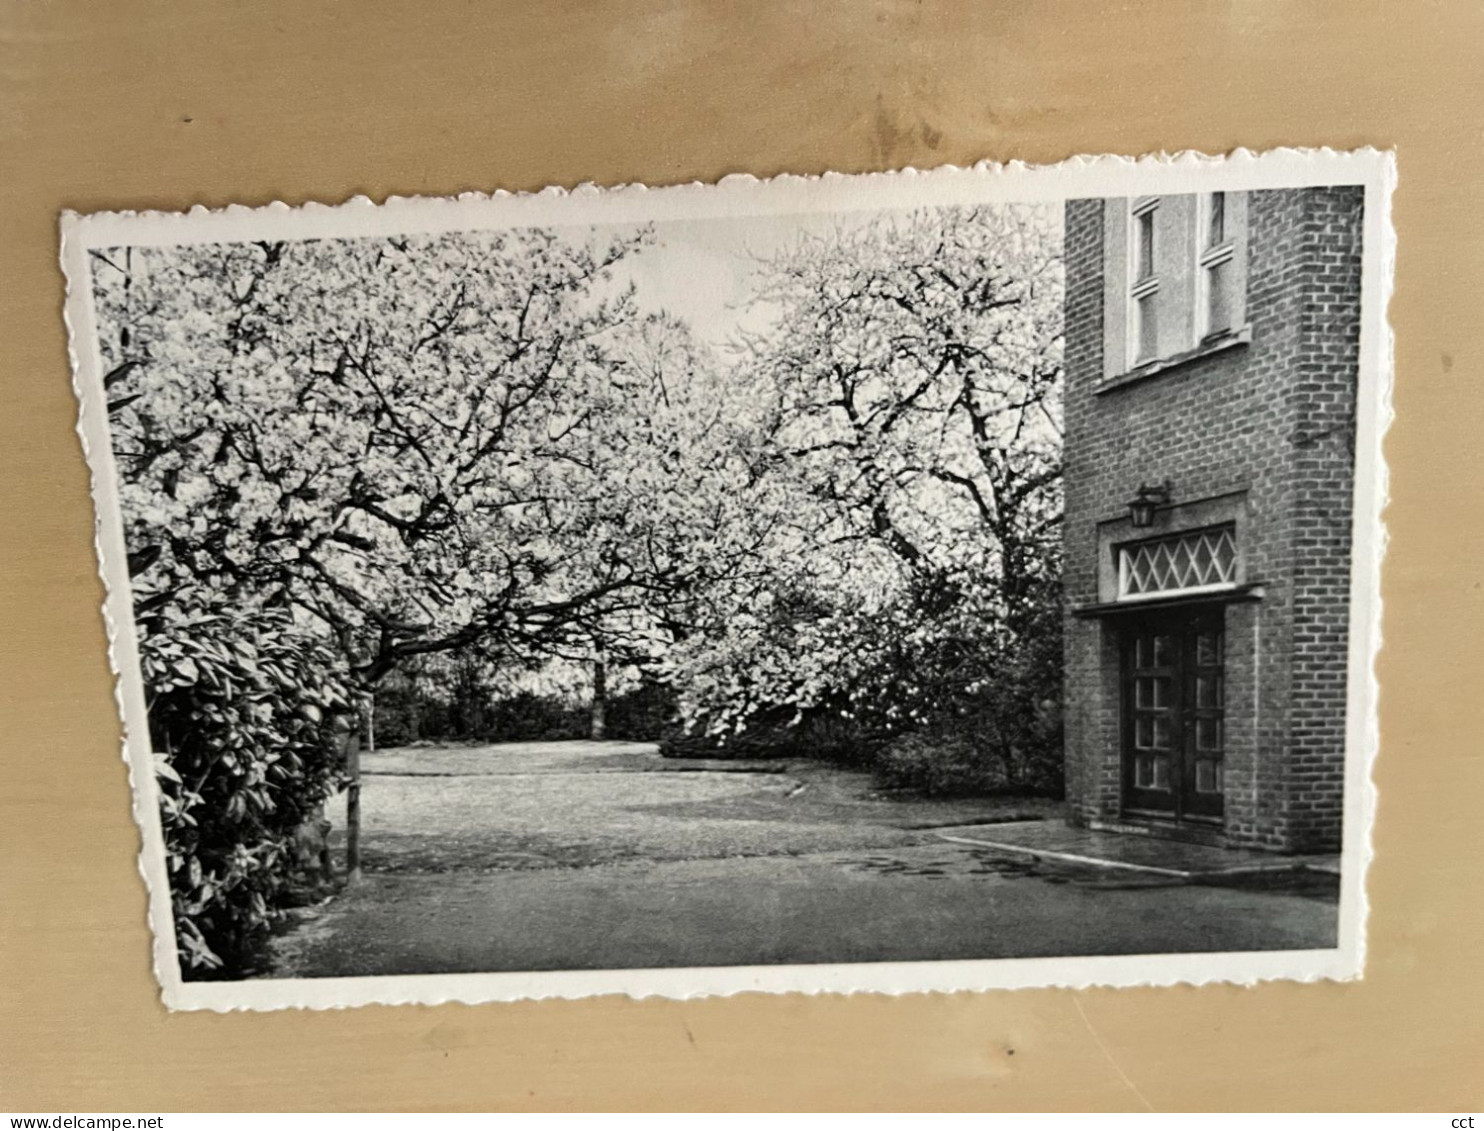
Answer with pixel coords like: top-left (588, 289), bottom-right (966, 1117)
top-left (1195, 191), bottom-right (1238, 342)
top-left (1127, 196), bottom-right (1161, 369)
top-left (1115, 523), bottom-right (1241, 603)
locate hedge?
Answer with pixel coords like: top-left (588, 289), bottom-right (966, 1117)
top-left (139, 603), bottom-right (353, 978)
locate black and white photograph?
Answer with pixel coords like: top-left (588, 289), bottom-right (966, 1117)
top-left (63, 151), bottom-right (1391, 1009)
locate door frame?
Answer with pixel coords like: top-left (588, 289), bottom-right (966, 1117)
top-left (1118, 603), bottom-right (1227, 827)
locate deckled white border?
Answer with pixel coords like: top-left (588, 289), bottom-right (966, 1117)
top-left (60, 148), bottom-right (1395, 1012)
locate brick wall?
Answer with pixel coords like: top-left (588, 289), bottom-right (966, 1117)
top-left (1285, 186), bottom-right (1365, 851)
top-left (1061, 188), bottom-right (1362, 852)
top-left (1061, 198), bottom-right (1105, 824)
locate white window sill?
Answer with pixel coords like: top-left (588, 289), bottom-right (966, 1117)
top-left (1070, 581), bottom-right (1268, 619)
top-left (1098, 325), bottom-right (1252, 395)
top-left (1115, 581), bottom-right (1242, 604)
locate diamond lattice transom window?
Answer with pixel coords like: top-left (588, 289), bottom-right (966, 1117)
top-left (1119, 525), bottom-right (1238, 599)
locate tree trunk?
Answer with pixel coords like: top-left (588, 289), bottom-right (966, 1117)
top-left (346, 690), bottom-right (375, 884)
top-left (590, 653), bottom-right (607, 740)
top-left (344, 728), bottom-right (362, 884)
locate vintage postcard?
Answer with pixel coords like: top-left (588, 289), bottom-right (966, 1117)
top-left (61, 148), bottom-right (1394, 1010)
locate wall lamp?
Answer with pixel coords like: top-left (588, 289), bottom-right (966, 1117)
top-left (1127, 480), bottom-right (1172, 529)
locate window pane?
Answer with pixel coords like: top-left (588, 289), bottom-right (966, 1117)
top-left (1135, 755), bottom-right (1154, 789)
top-left (1152, 716), bottom-right (1171, 749)
top-left (1196, 674), bottom-right (1224, 709)
top-left (1150, 755), bottom-right (1171, 791)
top-left (1135, 717), bottom-right (1153, 749)
top-left (1135, 291), bottom-right (1158, 361)
top-left (1137, 208), bottom-right (1155, 280)
top-left (1195, 758), bottom-right (1222, 794)
top-left (1196, 717), bottom-right (1222, 752)
top-left (1196, 632), bottom-right (1223, 667)
top-left (1151, 634), bottom-right (1172, 667)
top-left (1137, 676), bottom-right (1171, 708)
top-left (1206, 257), bottom-right (1235, 336)
top-left (1208, 192), bottom-right (1226, 247)
top-left (1120, 526), bottom-right (1238, 597)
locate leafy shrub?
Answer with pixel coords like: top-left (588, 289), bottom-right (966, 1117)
top-left (604, 679), bottom-right (677, 742)
top-left (862, 568), bottom-right (1064, 797)
top-left (658, 702), bottom-right (883, 763)
top-left (482, 691), bottom-right (587, 742)
top-left (796, 709), bottom-right (888, 766)
top-left (871, 677), bottom-right (1064, 798)
top-left (373, 659), bottom-right (608, 745)
top-left (372, 675), bottom-right (439, 748)
top-left (374, 668), bottom-right (677, 747)
top-left (140, 604), bottom-right (353, 978)
top-left (873, 729), bottom-right (998, 796)
top-left (657, 706), bottom-right (791, 760)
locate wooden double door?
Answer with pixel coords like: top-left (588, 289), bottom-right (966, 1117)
top-left (1121, 606), bottom-right (1226, 823)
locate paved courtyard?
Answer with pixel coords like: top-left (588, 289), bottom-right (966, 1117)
top-left (266, 740), bottom-right (1339, 978)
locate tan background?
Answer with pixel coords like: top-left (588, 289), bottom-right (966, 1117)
top-left (1, 0), bottom-right (1480, 1112)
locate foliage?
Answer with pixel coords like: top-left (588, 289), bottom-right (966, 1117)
top-left (91, 231), bottom-right (739, 973)
top-left (872, 599), bottom-right (1065, 796)
top-left (369, 646), bottom-right (676, 745)
top-left (603, 679), bottom-right (677, 742)
top-left (873, 730), bottom-right (995, 796)
top-left (139, 598), bottom-right (353, 977)
top-left (658, 701), bottom-right (885, 764)
top-left (89, 234), bottom-right (735, 686)
top-left (90, 203), bottom-right (1069, 976)
top-left (374, 663), bottom-right (675, 746)
top-left (370, 671), bottom-right (440, 748)
top-left (481, 692), bottom-right (588, 743)
top-left (659, 204), bottom-right (1065, 779)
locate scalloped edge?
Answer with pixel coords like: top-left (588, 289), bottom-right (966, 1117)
top-left (59, 146), bottom-right (1396, 1012)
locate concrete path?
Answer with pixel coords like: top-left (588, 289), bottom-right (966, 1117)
top-left (937, 820), bottom-right (1341, 879)
top-left (266, 740), bottom-right (1339, 978)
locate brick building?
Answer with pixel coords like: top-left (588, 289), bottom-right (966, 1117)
top-left (1061, 186), bottom-right (1364, 853)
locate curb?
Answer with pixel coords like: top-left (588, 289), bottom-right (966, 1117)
top-left (935, 832), bottom-right (1321, 881)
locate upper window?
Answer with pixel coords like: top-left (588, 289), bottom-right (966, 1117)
top-left (1198, 192), bottom-right (1237, 340)
top-left (1135, 203), bottom-right (1157, 281)
top-left (1106, 192), bottom-right (1248, 381)
top-left (1129, 199), bottom-right (1160, 365)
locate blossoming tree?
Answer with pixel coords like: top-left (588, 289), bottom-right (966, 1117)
top-left (659, 203), bottom-right (1065, 784)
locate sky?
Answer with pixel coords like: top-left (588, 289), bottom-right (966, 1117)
top-left (599, 209), bottom-right (865, 350)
